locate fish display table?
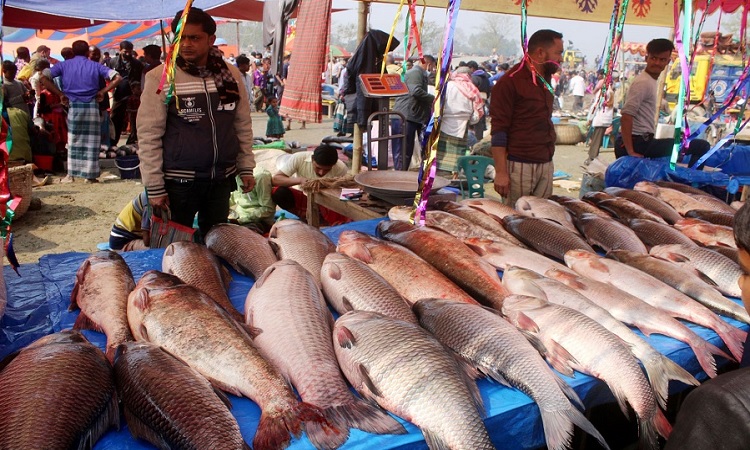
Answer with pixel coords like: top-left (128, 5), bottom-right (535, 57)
top-left (306, 188), bottom-right (390, 227)
top-left (0, 218), bottom-right (745, 450)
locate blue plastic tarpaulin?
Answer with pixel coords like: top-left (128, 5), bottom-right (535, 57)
top-left (0, 218), bottom-right (745, 449)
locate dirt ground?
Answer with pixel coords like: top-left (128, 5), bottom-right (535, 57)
top-left (13, 111), bottom-right (613, 265)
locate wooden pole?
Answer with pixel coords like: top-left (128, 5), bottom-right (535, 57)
top-left (351, 1), bottom-right (370, 175)
top-left (236, 21), bottom-right (241, 52)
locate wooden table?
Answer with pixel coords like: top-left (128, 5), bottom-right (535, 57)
top-left (306, 188), bottom-right (391, 227)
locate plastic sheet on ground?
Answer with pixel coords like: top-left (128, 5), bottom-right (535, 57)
top-left (0, 218), bottom-right (746, 449)
top-left (605, 155), bottom-right (750, 190)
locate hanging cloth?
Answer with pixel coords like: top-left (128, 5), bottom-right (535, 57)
top-left (263, 0), bottom-right (300, 77)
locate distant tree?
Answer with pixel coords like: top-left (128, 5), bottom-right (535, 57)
top-left (331, 22), bottom-right (358, 52)
top-left (464, 15), bottom-right (520, 57)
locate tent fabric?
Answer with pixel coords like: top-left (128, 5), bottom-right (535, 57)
top-left (264, 0), bottom-right (301, 77)
top-left (3, 22), bottom-right (168, 51)
top-left (279, 0), bottom-right (333, 123)
top-left (0, 218), bottom-right (744, 449)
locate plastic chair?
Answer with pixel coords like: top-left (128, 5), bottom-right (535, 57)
top-left (602, 116), bottom-right (621, 149)
top-left (456, 155), bottom-right (494, 199)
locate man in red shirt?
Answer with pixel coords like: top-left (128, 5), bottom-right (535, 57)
top-left (489, 29), bottom-right (564, 206)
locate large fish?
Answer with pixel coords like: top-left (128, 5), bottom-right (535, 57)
top-left (707, 245), bottom-right (740, 264)
top-left (549, 194), bottom-right (610, 219)
top-left (502, 215), bottom-right (594, 261)
top-left (574, 213), bottom-right (647, 253)
top-left (162, 241), bottom-right (243, 322)
top-left (502, 295), bottom-right (671, 450)
top-left (608, 250), bottom-right (750, 324)
top-left (515, 196), bottom-right (580, 235)
top-left (635, 182), bottom-right (734, 215)
top-left (650, 244), bottom-right (744, 298)
top-left (205, 223), bottom-right (278, 279)
top-left (269, 219), bottom-right (336, 286)
top-left (246, 260), bottom-right (405, 449)
top-left (114, 341), bottom-right (249, 449)
top-left (337, 231), bottom-right (478, 306)
top-left (464, 237), bottom-right (573, 276)
top-left (334, 311), bottom-right (496, 450)
top-left (434, 200), bottom-right (525, 247)
top-left (685, 209), bottom-right (735, 227)
top-left (565, 250), bottom-right (746, 362)
top-left (127, 283), bottom-right (329, 450)
top-left (502, 267), bottom-right (698, 408)
top-left (70, 250), bottom-right (135, 362)
top-left (0, 330), bottom-right (119, 449)
top-left (583, 191), bottom-right (667, 224)
top-left (388, 207), bottom-right (507, 241)
top-left (460, 197), bottom-right (518, 220)
top-left (413, 299), bottom-right (609, 450)
top-left (673, 218), bottom-right (737, 248)
top-left (137, 270), bottom-right (185, 290)
top-left (628, 218), bottom-right (698, 248)
top-left (655, 180), bottom-right (708, 196)
top-left (689, 194), bottom-right (738, 215)
top-left (320, 253), bottom-right (417, 324)
top-left (378, 221), bottom-right (508, 310)
top-left (545, 268), bottom-right (729, 378)
top-left (604, 187), bottom-right (682, 224)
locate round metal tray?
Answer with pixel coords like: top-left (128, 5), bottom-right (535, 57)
top-left (354, 171), bottom-right (450, 205)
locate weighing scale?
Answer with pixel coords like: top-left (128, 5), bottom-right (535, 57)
top-left (359, 73), bottom-right (409, 170)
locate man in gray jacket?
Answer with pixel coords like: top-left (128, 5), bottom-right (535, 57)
top-left (391, 55), bottom-right (435, 170)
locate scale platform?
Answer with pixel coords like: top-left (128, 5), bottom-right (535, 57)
top-left (359, 73), bottom-right (409, 98)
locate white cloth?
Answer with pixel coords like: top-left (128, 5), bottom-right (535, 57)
top-left (621, 71), bottom-right (657, 135)
top-left (591, 86), bottom-right (615, 127)
top-left (441, 81), bottom-right (481, 138)
top-left (276, 151), bottom-right (348, 179)
top-left (569, 75), bottom-right (586, 97)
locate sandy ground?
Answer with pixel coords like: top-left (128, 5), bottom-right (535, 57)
top-left (13, 111), bottom-right (613, 265)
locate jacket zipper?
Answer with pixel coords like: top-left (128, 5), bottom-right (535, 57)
top-left (204, 79), bottom-right (219, 179)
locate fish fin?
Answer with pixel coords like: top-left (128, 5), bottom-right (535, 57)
top-left (242, 323), bottom-right (262, 340)
top-left (642, 354), bottom-right (699, 410)
top-left (242, 442), bottom-right (251, 450)
top-left (450, 354), bottom-right (485, 416)
top-left (212, 386), bottom-right (233, 410)
top-left (206, 376), bottom-right (243, 397)
top-left (77, 392), bottom-right (120, 449)
top-left (482, 367), bottom-right (513, 389)
top-left (131, 287), bottom-right (151, 311)
top-left (554, 375), bottom-right (585, 410)
top-left (267, 239), bottom-right (281, 258)
top-left (463, 238), bottom-right (489, 256)
top-left (124, 406), bottom-right (170, 449)
top-left (219, 264), bottom-right (233, 289)
top-left (358, 363), bottom-right (382, 398)
top-left (544, 269), bottom-right (586, 290)
top-left (422, 429), bottom-right (451, 450)
top-left (341, 295), bottom-right (355, 312)
top-left (235, 262), bottom-right (254, 277)
top-left (716, 322), bottom-right (746, 362)
top-left (253, 264), bottom-right (277, 289)
top-left (520, 329), bottom-right (547, 355)
top-left (513, 311), bottom-right (540, 333)
top-left (69, 259), bottom-right (91, 311)
top-left (335, 325), bottom-right (356, 349)
top-left (603, 378), bottom-right (631, 418)
top-left (692, 269), bottom-right (719, 287)
top-left (325, 260), bottom-right (343, 281)
top-left (637, 408), bottom-right (671, 450)
top-left (541, 407), bottom-right (611, 450)
top-left (307, 401), bottom-right (406, 449)
top-left (346, 242), bottom-right (374, 264)
top-left (138, 324), bottom-right (149, 342)
top-left (73, 312), bottom-right (104, 333)
top-left (544, 339), bottom-right (579, 378)
top-left (256, 402), bottom-right (332, 450)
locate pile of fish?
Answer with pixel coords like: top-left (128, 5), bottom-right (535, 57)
top-left (1, 181), bottom-right (746, 450)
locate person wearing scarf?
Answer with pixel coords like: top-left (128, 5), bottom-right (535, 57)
top-left (138, 7), bottom-right (255, 240)
top-left (436, 67), bottom-right (484, 177)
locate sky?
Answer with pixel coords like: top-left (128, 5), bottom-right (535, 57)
top-left (330, 0), bottom-right (724, 62)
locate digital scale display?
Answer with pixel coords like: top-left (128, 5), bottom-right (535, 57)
top-left (359, 74), bottom-right (409, 97)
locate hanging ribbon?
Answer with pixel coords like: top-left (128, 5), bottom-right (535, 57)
top-left (156, 0), bottom-right (194, 105)
top-left (593, 0), bottom-right (629, 116)
top-left (410, 0), bottom-right (460, 225)
top-left (407, 0), bottom-right (425, 63)
top-left (671, 0), bottom-right (693, 168)
top-left (520, 0), bottom-right (528, 52)
top-left (382, 0), bottom-right (407, 76)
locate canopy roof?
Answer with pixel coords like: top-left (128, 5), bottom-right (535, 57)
top-left (358, 0), bottom-right (746, 28)
top-left (4, 22), bottom-right (167, 50)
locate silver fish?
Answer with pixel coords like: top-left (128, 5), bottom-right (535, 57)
top-left (574, 213), bottom-right (647, 253)
top-left (334, 311), bottom-right (496, 450)
top-left (269, 219), bottom-right (336, 286)
top-left (650, 244), bottom-right (744, 298)
top-left (516, 196), bottom-right (580, 235)
top-left (321, 253), bottom-right (417, 324)
top-left (502, 295), bottom-right (671, 450)
top-left (604, 187), bottom-right (682, 225)
top-left (502, 215), bottom-right (595, 261)
top-left (435, 200), bottom-right (526, 247)
top-left (414, 298), bottom-right (609, 450)
top-left (674, 218), bottom-right (737, 249)
top-left (205, 223), bottom-right (279, 279)
top-left (463, 237), bottom-right (574, 276)
top-left (628, 219), bottom-right (698, 248)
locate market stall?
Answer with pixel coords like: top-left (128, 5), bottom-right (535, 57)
top-left (0, 218), bottom-right (744, 450)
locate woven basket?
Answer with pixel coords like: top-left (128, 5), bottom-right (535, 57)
top-left (8, 164), bottom-right (34, 219)
top-left (555, 124), bottom-right (583, 145)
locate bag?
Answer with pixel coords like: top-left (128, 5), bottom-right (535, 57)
top-left (333, 100), bottom-right (346, 132)
top-left (149, 208), bottom-right (195, 248)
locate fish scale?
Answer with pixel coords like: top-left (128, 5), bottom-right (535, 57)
top-left (604, 187), bottom-right (682, 224)
top-left (206, 223), bottom-right (278, 279)
top-left (115, 341), bottom-right (248, 449)
top-left (650, 244), bottom-right (744, 298)
top-left (628, 219), bottom-right (698, 248)
top-left (0, 331), bottom-right (119, 450)
top-left (574, 213), bottom-right (648, 253)
top-left (269, 219), bottom-right (336, 287)
top-left (334, 311), bottom-right (495, 450)
top-left (502, 215), bottom-right (594, 261)
top-left (414, 299), bottom-right (609, 450)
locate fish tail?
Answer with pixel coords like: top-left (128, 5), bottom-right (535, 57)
top-left (331, 398), bottom-right (406, 435)
top-left (540, 406), bottom-right (610, 450)
top-left (715, 322), bottom-right (747, 362)
top-left (638, 409), bottom-right (672, 450)
top-left (687, 337), bottom-right (720, 378)
top-left (304, 411), bottom-right (348, 450)
top-left (254, 402), bottom-right (329, 450)
top-left (640, 354), bottom-right (699, 409)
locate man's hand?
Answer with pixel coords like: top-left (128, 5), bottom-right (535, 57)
top-left (626, 148), bottom-right (644, 158)
top-left (493, 171), bottom-right (510, 198)
top-left (60, 95), bottom-right (70, 107)
top-left (240, 174), bottom-right (256, 193)
top-left (95, 92), bottom-right (104, 103)
top-left (149, 196), bottom-right (170, 216)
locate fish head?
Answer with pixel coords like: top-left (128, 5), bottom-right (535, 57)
top-left (514, 196), bottom-right (533, 212)
top-left (137, 270), bottom-right (184, 290)
top-left (563, 249), bottom-right (602, 268)
top-left (502, 267), bottom-right (548, 299)
top-left (268, 218), bottom-right (299, 238)
top-left (634, 181), bottom-right (660, 195)
top-left (377, 220), bottom-right (415, 238)
top-left (337, 231), bottom-right (377, 263)
top-left (387, 206), bottom-right (412, 221)
top-left (321, 252), bottom-right (350, 281)
top-left (412, 298), bottom-right (456, 323)
top-left (127, 287), bottom-right (153, 340)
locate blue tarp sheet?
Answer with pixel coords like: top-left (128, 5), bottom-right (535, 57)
top-left (0, 218), bottom-right (745, 449)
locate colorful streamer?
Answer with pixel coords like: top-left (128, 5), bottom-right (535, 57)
top-left (156, 0), bottom-right (194, 105)
top-left (382, 0), bottom-right (407, 77)
top-left (410, 0), bottom-right (461, 225)
top-left (672, 0), bottom-right (693, 168)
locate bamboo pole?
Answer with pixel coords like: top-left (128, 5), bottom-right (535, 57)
top-left (351, 1), bottom-right (370, 175)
